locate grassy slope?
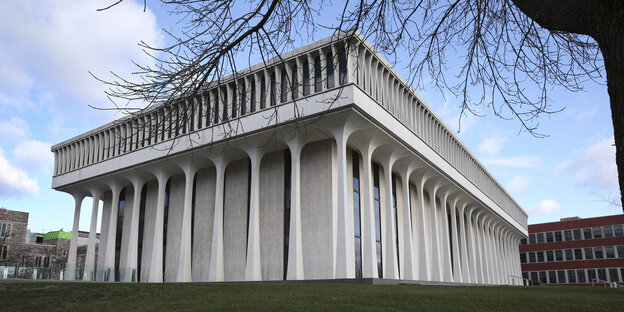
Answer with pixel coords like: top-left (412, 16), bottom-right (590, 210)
top-left (0, 282), bottom-right (622, 311)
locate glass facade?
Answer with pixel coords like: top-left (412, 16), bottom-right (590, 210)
top-left (352, 151), bottom-right (362, 279)
top-left (373, 163), bottom-right (383, 278)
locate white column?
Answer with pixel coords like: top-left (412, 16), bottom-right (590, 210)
top-left (334, 128), bottom-right (353, 279)
top-left (428, 183), bottom-right (442, 281)
top-left (465, 207), bottom-right (478, 283)
top-left (360, 144), bottom-right (378, 278)
top-left (209, 156), bottom-right (227, 281)
top-left (122, 176), bottom-right (145, 282)
top-left (414, 173), bottom-right (431, 280)
top-left (84, 190), bottom-right (101, 281)
top-left (458, 203), bottom-right (470, 283)
top-left (439, 191), bottom-right (452, 282)
top-left (286, 135), bottom-right (304, 280)
top-left (149, 170), bottom-right (170, 283)
top-left (399, 170), bottom-right (416, 280)
top-left (65, 193), bottom-right (84, 280)
top-left (103, 183), bottom-right (122, 282)
top-left (381, 156), bottom-right (398, 279)
top-left (450, 197), bottom-right (461, 282)
top-left (245, 149), bottom-right (262, 281)
top-left (177, 163), bottom-right (199, 282)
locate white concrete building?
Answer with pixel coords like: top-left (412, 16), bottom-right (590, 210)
top-left (51, 32), bottom-right (528, 284)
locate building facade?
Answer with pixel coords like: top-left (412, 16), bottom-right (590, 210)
top-left (0, 208), bottom-right (70, 279)
top-left (51, 32), bottom-right (528, 284)
top-left (519, 215), bottom-right (624, 286)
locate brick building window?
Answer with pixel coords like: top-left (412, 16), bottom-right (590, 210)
top-left (546, 250), bottom-right (554, 262)
top-left (555, 250), bottom-right (563, 261)
top-left (574, 249), bottom-right (583, 260)
top-left (0, 223), bottom-right (11, 237)
top-left (593, 227), bottom-right (602, 238)
top-left (604, 226), bottom-right (613, 238)
top-left (545, 232), bottom-right (554, 242)
top-left (0, 246), bottom-right (7, 259)
top-left (583, 228), bottom-right (592, 239)
top-left (537, 233), bottom-right (544, 243)
top-left (614, 224), bottom-right (623, 237)
top-left (605, 246), bottom-right (615, 258)
top-left (554, 231), bottom-right (562, 242)
top-left (617, 245), bottom-right (624, 258)
top-left (564, 230), bottom-right (572, 241)
top-left (573, 229), bottom-right (582, 240)
top-left (594, 247), bottom-right (604, 259)
top-left (585, 247), bottom-right (594, 259)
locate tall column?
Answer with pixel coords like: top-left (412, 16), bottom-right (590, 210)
top-left (177, 162), bottom-right (199, 282)
top-left (209, 156), bottom-right (227, 281)
top-left (103, 183), bottom-right (123, 282)
top-left (465, 207), bottom-right (478, 283)
top-left (65, 193), bottom-right (84, 280)
top-left (414, 172), bottom-right (431, 281)
top-left (84, 190), bottom-right (101, 281)
top-left (474, 211), bottom-right (486, 283)
top-left (360, 144), bottom-right (378, 278)
top-left (121, 176), bottom-right (145, 282)
top-left (245, 149), bottom-right (263, 281)
top-left (286, 135), bottom-right (304, 280)
top-left (439, 190), bottom-right (452, 282)
top-left (149, 170), bottom-right (170, 282)
top-left (428, 183), bottom-right (442, 281)
top-left (399, 170), bottom-right (416, 280)
top-left (381, 155), bottom-right (399, 279)
top-left (458, 203), bottom-right (470, 283)
top-left (450, 196), bottom-right (461, 283)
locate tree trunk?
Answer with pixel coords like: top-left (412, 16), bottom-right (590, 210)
top-left (513, 0), bottom-right (624, 210)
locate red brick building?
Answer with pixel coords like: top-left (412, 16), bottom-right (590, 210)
top-left (519, 215), bottom-right (624, 285)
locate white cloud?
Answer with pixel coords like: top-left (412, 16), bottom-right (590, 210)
top-left (553, 137), bottom-right (617, 191)
top-left (507, 175), bottom-right (529, 192)
top-left (477, 135), bottom-right (507, 156)
top-left (0, 117), bottom-right (30, 146)
top-left (0, 148), bottom-right (38, 197)
top-left (0, 0), bottom-right (164, 120)
top-left (527, 199), bottom-right (562, 215)
top-left (481, 155), bottom-right (541, 168)
top-left (13, 140), bottom-right (53, 174)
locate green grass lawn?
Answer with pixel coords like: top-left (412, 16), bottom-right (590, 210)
top-left (0, 282), bottom-right (622, 311)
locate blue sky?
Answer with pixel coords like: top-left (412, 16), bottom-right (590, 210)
top-left (0, 0), bottom-right (620, 234)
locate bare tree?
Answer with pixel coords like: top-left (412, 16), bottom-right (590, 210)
top-left (96, 0), bottom-right (623, 208)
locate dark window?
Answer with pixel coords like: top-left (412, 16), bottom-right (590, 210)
top-left (588, 269), bottom-right (597, 282)
top-left (522, 272), bottom-right (529, 280)
top-left (314, 56), bottom-right (322, 92)
top-left (291, 64), bottom-right (298, 100)
top-left (250, 79), bottom-right (256, 113)
top-left (391, 173), bottom-right (400, 275)
top-left (573, 229), bottom-right (582, 240)
top-left (240, 81), bottom-right (247, 116)
top-left (577, 270), bottom-right (586, 283)
top-left (204, 93), bottom-right (211, 128)
top-left (614, 224), bottom-right (623, 237)
top-left (609, 268), bottom-right (619, 282)
top-left (605, 246), bottom-right (615, 258)
top-left (583, 228), bottom-right (592, 239)
top-left (565, 249), bottom-right (573, 261)
top-left (554, 231), bottom-right (563, 242)
top-left (213, 92), bottom-right (220, 125)
top-left (617, 245), bottom-right (624, 258)
top-left (548, 271), bottom-right (557, 284)
top-left (555, 250), bottom-right (563, 261)
top-left (529, 233), bottom-right (536, 244)
top-left (557, 270), bottom-right (566, 284)
top-left (520, 253), bottom-right (527, 263)
top-left (221, 87), bottom-right (228, 121)
top-left (574, 249), bottom-right (583, 260)
top-left (520, 238), bottom-right (527, 245)
top-left (339, 49), bottom-right (347, 85)
top-left (0, 246), bottom-right (7, 260)
top-left (270, 72), bottom-right (276, 107)
top-left (260, 76), bottom-right (266, 109)
top-left (326, 51), bottom-right (334, 89)
top-left (352, 151), bottom-right (362, 279)
top-left (373, 163), bottom-right (383, 278)
top-left (585, 247), bottom-right (594, 259)
top-left (303, 61), bottom-right (310, 96)
top-left (567, 270), bottom-right (576, 283)
top-left (537, 251), bottom-right (545, 262)
top-left (530, 272), bottom-right (539, 284)
top-left (594, 247), bottom-right (604, 259)
top-left (283, 150), bottom-right (291, 280)
top-left (281, 68), bottom-right (288, 103)
top-left (536, 233), bottom-right (544, 243)
top-left (593, 227), bottom-right (602, 238)
top-left (598, 269), bottom-right (607, 281)
top-left (545, 232), bottom-right (554, 242)
top-left (231, 84), bottom-right (238, 118)
top-left (604, 226), bottom-right (613, 238)
top-left (529, 252), bottom-right (536, 263)
top-left (546, 250), bottom-right (554, 262)
top-left (564, 230), bottom-right (572, 241)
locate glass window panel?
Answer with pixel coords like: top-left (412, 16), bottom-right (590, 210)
top-left (564, 230), bottom-right (572, 241)
top-left (573, 229), bottom-right (582, 240)
top-left (548, 271), bottom-right (557, 284)
top-left (598, 269), bottom-right (607, 281)
top-left (529, 233), bottom-right (536, 244)
top-left (609, 268), bottom-right (620, 282)
top-left (546, 250), bottom-right (554, 262)
top-left (530, 272), bottom-right (539, 284)
top-left (567, 270), bottom-right (576, 283)
top-left (574, 249), bottom-right (583, 260)
top-left (520, 253), bottom-right (527, 263)
top-left (588, 269), bottom-right (597, 282)
top-left (539, 271), bottom-right (547, 284)
top-left (614, 224), bottom-right (623, 237)
top-left (585, 247), bottom-right (594, 259)
top-left (605, 246), bottom-right (615, 258)
top-left (554, 231), bottom-right (562, 242)
top-left (557, 271), bottom-right (566, 284)
top-left (520, 238), bottom-right (527, 245)
top-left (583, 228), bottom-right (592, 239)
top-left (617, 245), bottom-right (624, 258)
top-left (577, 270), bottom-right (586, 283)
top-left (593, 227), bottom-right (602, 238)
top-left (536, 233), bottom-right (544, 243)
top-left (529, 252), bottom-right (536, 263)
top-left (565, 249), bottom-right (573, 261)
top-left (545, 232), bottom-right (554, 242)
top-left (555, 250), bottom-right (563, 261)
top-left (537, 251), bottom-right (545, 262)
top-left (594, 247), bottom-right (604, 259)
top-left (604, 226), bottom-right (613, 238)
